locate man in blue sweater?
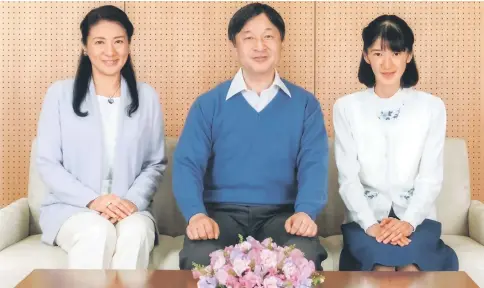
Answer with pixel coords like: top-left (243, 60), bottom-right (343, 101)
top-left (173, 2), bottom-right (329, 270)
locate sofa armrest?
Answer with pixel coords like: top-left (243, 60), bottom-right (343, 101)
top-left (469, 200), bottom-right (484, 246)
top-left (0, 198), bottom-right (30, 252)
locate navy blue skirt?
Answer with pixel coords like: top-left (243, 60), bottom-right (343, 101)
top-left (339, 210), bottom-right (458, 271)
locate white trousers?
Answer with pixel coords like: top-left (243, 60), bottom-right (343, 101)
top-left (55, 211), bottom-right (155, 269)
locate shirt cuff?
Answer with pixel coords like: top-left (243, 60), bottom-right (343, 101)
top-left (358, 210), bottom-right (379, 232)
top-left (124, 192), bottom-right (150, 212)
top-left (184, 205), bottom-right (208, 223)
top-left (401, 212), bottom-right (421, 232)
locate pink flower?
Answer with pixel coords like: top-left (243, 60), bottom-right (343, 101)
top-left (210, 250), bottom-right (226, 271)
top-left (293, 257), bottom-right (315, 281)
top-left (215, 268), bottom-right (229, 285)
top-left (226, 275), bottom-right (242, 288)
top-left (248, 249), bottom-right (261, 265)
top-left (260, 249), bottom-right (278, 270)
top-left (192, 270), bottom-right (201, 279)
top-left (192, 236), bottom-right (322, 288)
top-left (289, 248), bottom-right (305, 259)
top-left (261, 238), bottom-right (274, 248)
top-left (253, 264), bottom-right (263, 277)
top-left (248, 237), bottom-right (265, 251)
top-left (262, 276), bottom-right (279, 288)
top-left (239, 271), bottom-right (262, 287)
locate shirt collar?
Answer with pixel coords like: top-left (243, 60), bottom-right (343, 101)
top-left (226, 68), bottom-right (291, 100)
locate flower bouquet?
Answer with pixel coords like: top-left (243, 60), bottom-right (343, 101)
top-left (192, 235), bottom-right (325, 288)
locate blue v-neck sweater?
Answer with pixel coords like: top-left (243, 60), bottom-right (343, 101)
top-left (173, 79), bottom-right (328, 222)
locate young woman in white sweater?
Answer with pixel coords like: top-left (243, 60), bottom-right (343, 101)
top-left (334, 15), bottom-right (458, 272)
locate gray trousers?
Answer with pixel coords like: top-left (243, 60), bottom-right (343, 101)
top-left (179, 203), bottom-right (327, 270)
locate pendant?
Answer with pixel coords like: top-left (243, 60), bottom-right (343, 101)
top-left (108, 98), bottom-right (114, 104)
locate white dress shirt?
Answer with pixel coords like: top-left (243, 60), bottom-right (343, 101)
top-left (226, 68), bottom-right (291, 112)
top-left (333, 87), bottom-right (447, 231)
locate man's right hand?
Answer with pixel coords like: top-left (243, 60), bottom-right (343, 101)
top-left (366, 223), bottom-right (411, 247)
top-left (187, 213), bottom-right (220, 241)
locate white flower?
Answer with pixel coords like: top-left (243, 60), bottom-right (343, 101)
top-left (240, 241), bottom-right (252, 252)
top-left (232, 258), bottom-right (251, 276)
top-left (211, 251), bottom-right (226, 271)
top-left (262, 276), bottom-right (278, 288)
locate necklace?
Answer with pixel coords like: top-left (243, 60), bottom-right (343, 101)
top-left (108, 84), bottom-right (120, 104)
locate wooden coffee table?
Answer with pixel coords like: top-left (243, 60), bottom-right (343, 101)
top-left (16, 269), bottom-right (479, 287)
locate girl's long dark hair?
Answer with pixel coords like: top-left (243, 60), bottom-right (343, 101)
top-left (73, 5), bottom-right (139, 117)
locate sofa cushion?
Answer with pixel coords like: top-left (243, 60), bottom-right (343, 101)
top-left (151, 138), bottom-right (186, 237)
top-left (149, 235), bottom-right (184, 270)
top-left (0, 234), bottom-right (67, 287)
top-left (436, 139), bottom-right (471, 236)
top-left (0, 235), bottom-right (67, 270)
top-left (315, 141), bottom-right (345, 237)
top-left (0, 234), bottom-right (184, 270)
top-left (26, 137), bottom-right (472, 238)
top-left (442, 235), bottom-right (484, 287)
top-left (321, 235), bottom-right (344, 271)
top-left (27, 139), bottom-right (47, 236)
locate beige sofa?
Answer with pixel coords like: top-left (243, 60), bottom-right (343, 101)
top-left (0, 137), bottom-right (483, 287)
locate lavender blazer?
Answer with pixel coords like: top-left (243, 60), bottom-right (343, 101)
top-left (36, 77), bottom-right (166, 245)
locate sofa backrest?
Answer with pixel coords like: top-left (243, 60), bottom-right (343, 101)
top-left (27, 137), bottom-right (471, 237)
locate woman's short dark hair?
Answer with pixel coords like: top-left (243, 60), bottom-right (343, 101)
top-left (358, 15), bottom-right (419, 88)
top-left (228, 3), bottom-right (285, 44)
top-left (73, 5), bottom-right (139, 117)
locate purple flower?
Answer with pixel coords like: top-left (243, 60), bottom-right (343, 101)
top-left (197, 276), bottom-right (217, 288)
top-left (300, 278), bottom-right (313, 288)
top-left (282, 259), bottom-right (298, 280)
top-left (230, 249), bottom-right (245, 263)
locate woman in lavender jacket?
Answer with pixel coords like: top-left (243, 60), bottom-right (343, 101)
top-left (36, 5), bottom-right (166, 269)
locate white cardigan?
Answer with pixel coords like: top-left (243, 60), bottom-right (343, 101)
top-left (333, 87), bottom-right (446, 231)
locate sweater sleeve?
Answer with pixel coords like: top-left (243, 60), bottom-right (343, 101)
top-left (173, 98), bottom-right (212, 222)
top-left (401, 98), bottom-right (447, 229)
top-left (333, 99), bottom-right (378, 231)
top-left (295, 96), bottom-right (329, 220)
